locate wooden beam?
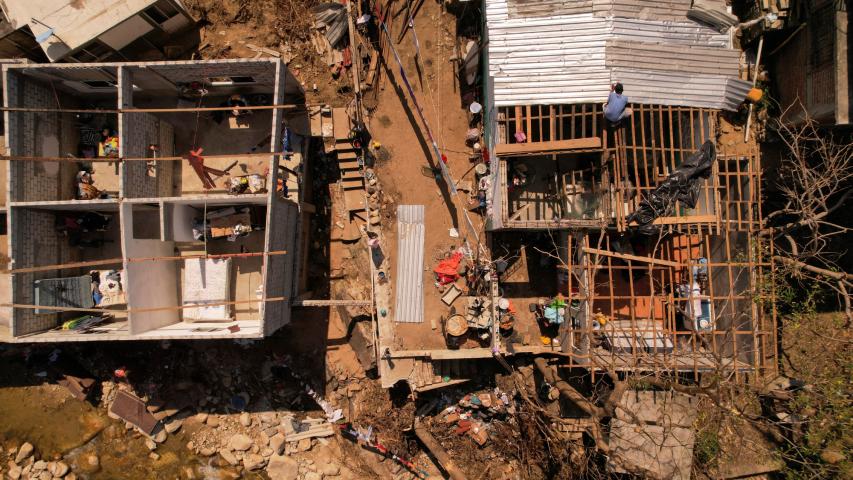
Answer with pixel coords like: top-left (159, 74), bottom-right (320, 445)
top-left (582, 247), bottom-right (681, 268)
top-left (293, 299), bottom-right (373, 307)
top-left (0, 151), bottom-right (286, 163)
top-left (0, 104), bottom-right (315, 114)
top-left (494, 137), bottom-right (602, 157)
top-left (5, 297), bottom-right (287, 314)
top-left (5, 251), bottom-right (287, 274)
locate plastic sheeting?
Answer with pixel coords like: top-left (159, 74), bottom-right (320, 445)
top-left (627, 140), bottom-right (716, 235)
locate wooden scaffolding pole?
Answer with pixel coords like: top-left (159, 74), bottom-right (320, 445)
top-left (0, 104), bottom-right (319, 114)
top-left (0, 151), bottom-right (288, 163)
top-left (5, 251), bottom-right (287, 274)
top-left (5, 297), bottom-right (287, 314)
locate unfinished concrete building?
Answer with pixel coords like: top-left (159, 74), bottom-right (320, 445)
top-left (379, 0), bottom-right (777, 391)
top-left (1, 58), bottom-right (309, 342)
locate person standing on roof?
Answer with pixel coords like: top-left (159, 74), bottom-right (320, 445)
top-left (604, 82), bottom-right (633, 124)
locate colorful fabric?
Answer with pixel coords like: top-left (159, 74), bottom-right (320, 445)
top-left (434, 252), bottom-right (463, 284)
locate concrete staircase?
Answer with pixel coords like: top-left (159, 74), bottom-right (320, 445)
top-left (332, 108), bottom-right (366, 215)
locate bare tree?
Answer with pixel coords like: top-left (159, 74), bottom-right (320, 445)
top-left (761, 106), bottom-right (853, 324)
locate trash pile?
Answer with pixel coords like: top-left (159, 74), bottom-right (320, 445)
top-left (436, 388), bottom-right (517, 447)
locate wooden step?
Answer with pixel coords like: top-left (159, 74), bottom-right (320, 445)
top-left (344, 189), bottom-right (366, 212)
top-left (342, 178), bottom-right (364, 190)
top-left (337, 150), bottom-right (358, 161)
top-left (336, 137), bottom-right (357, 146)
top-left (332, 108), bottom-right (351, 140)
top-left (341, 168), bottom-right (363, 181)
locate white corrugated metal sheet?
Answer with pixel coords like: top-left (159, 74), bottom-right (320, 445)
top-left (486, 0), bottom-right (745, 110)
top-left (611, 68), bottom-right (751, 110)
top-left (394, 205), bottom-right (425, 324)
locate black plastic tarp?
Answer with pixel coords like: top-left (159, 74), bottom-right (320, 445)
top-left (627, 140), bottom-right (716, 235)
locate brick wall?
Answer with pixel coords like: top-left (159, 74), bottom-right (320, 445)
top-left (10, 208), bottom-right (75, 336)
top-left (262, 197), bottom-right (300, 334)
top-left (122, 112), bottom-right (175, 198)
top-left (146, 60), bottom-right (278, 86)
top-left (5, 72), bottom-right (79, 202)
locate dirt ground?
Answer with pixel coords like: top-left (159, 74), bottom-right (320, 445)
top-left (369, 0), bottom-right (488, 349)
top-left (183, 0), bottom-right (355, 108)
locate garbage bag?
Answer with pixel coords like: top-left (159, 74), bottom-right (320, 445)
top-left (627, 140), bottom-right (716, 235)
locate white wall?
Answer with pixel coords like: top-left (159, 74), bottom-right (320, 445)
top-left (122, 203), bottom-right (180, 334)
top-left (99, 15), bottom-right (155, 51)
top-left (170, 203), bottom-right (197, 242)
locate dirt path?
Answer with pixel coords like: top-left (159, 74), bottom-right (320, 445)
top-left (370, 0), bottom-right (486, 348)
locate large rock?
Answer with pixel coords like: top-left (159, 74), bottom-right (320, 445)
top-left (165, 418), bottom-right (183, 434)
top-left (269, 433), bottom-right (286, 456)
top-left (51, 461), bottom-right (70, 477)
top-left (320, 462), bottom-right (341, 477)
top-left (152, 428), bottom-right (167, 443)
top-left (15, 442), bottom-right (33, 463)
top-left (260, 412), bottom-right (278, 425)
top-left (265, 454), bottom-right (298, 480)
top-left (242, 453), bottom-right (265, 471)
top-left (7, 465), bottom-right (22, 480)
top-left (228, 434), bottom-right (252, 451)
top-left (78, 453), bottom-right (100, 474)
top-left (239, 412), bottom-right (252, 427)
top-left (219, 449), bottom-right (239, 466)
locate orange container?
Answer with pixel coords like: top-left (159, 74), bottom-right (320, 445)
top-left (746, 87), bottom-right (763, 103)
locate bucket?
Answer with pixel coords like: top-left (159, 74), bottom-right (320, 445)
top-left (445, 314), bottom-right (468, 337)
top-left (746, 87), bottom-right (763, 103)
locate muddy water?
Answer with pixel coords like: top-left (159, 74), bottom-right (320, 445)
top-left (0, 385), bottom-right (224, 479)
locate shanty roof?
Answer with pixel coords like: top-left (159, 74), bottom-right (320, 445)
top-left (394, 205), bottom-right (425, 324)
top-left (485, 0), bottom-right (751, 110)
top-left (0, 0), bottom-right (159, 61)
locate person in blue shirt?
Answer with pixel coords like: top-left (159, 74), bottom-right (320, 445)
top-left (604, 83), bottom-right (633, 124)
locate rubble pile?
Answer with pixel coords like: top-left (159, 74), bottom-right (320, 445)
top-left (435, 388), bottom-right (517, 447)
top-left (1, 442), bottom-right (72, 480)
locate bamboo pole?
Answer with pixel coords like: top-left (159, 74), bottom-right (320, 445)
top-left (5, 251), bottom-right (287, 274)
top-left (582, 247), bottom-right (681, 268)
top-left (5, 297), bottom-right (286, 314)
top-left (0, 104), bottom-right (320, 114)
top-left (0, 151), bottom-right (287, 163)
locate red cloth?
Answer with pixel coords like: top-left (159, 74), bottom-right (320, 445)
top-left (434, 252), bottom-right (463, 284)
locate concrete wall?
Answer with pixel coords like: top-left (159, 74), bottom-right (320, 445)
top-left (262, 196), bottom-right (299, 334)
top-left (122, 203), bottom-right (180, 334)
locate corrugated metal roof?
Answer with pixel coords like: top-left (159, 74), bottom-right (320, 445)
top-left (611, 68), bottom-right (751, 110)
top-left (394, 205), bottom-right (425, 324)
top-left (486, 0), bottom-right (745, 110)
top-left (597, 0), bottom-right (691, 20)
top-left (507, 0), bottom-right (592, 19)
top-left (606, 41), bottom-right (739, 76)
